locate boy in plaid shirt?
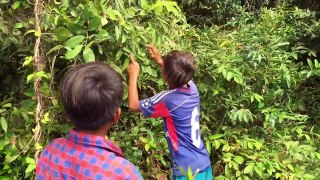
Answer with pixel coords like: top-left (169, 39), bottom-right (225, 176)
top-left (36, 62), bottom-right (143, 180)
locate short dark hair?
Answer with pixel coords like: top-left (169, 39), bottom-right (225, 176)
top-left (60, 62), bottom-right (124, 131)
top-left (163, 50), bottom-right (196, 89)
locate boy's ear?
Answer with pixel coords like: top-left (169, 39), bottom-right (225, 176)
top-left (112, 108), bottom-right (121, 123)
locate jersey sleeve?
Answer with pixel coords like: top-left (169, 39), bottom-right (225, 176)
top-left (139, 91), bottom-right (170, 118)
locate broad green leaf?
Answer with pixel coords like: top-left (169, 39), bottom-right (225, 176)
top-left (65, 45), bottom-right (83, 59)
top-left (0, 117), bottom-right (7, 133)
top-left (67, 23), bottom-right (85, 34)
top-left (121, 58), bottom-right (130, 71)
top-left (25, 157), bottom-right (35, 164)
top-left (303, 174), bottom-right (316, 179)
top-left (236, 171), bottom-right (241, 177)
top-left (12, 1), bottom-right (20, 9)
top-left (65, 35), bottom-right (85, 48)
top-left (22, 56), bottom-right (33, 67)
top-left (106, 7), bottom-right (117, 20)
top-left (145, 144), bottom-right (150, 151)
top-left (83, 5), bottom-right (92, 21)
top-left (47, 45), bottom-right (64, 54)
top-left (83, 47), bottom-right (95, 62)
top-left (2, 103), bottom-right (11, 108)
top-left (226, 71), bottom-right (233, 81)
top-left (214, 140), bottom-right (221, 149)
top-left (244, 163), bottom-right (254, 174)
top-left (210, 134), bottom-right (223, 140)
top-left (254, 166), bottom-right (263, 177)
top-left (14, 23), bottom-right (23, 29)
top-left (25, 164), bottom-right (36, 173)
top-left (97, 29), bottom-right (109, 40)
top-left (88, 16), bottom-right (101, 31)
top-left (234, 156), bottom-right (244, 164)
top-left (222, 144), bottom-right (230, 152)
top-left (287, 164), bottom-right (294, 172)
top-left (61, 0), bottom-right (69, 7)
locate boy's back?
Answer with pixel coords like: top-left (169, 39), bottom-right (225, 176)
top-left (140, 81), bottom-right (211, 176)
top-left (37, 130), bottom-right (141, 180)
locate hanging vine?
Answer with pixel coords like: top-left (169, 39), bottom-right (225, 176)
top-left (33, 0), bottom-right (44, 162)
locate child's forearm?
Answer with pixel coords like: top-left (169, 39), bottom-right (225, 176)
top-left (128, 76), bottom-right (141, 112)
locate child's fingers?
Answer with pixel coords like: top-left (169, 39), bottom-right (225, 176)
top-left (129, 54), bottom-right (135, 63)
top-left (147, 44), bottom-right (156, 52)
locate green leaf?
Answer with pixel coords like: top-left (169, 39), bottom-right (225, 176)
top-left (187, 166), bottom-right (193, 178)
top-left (254, 166), bottom-right (263, 177)
top-left (97, 29), bottom-right (109, 40)
top-left (303, 174), bottom-right (316, 179)
top-left (210, 134), bottom-right (224, 140)
top-left (287, 164), bottom-right (294, 172)
top-left (14, 23), bottom-right (23, 29)
top-left (0, 117), bottom-right (8, 133)
top-left (83, 5), bottom-right (92, 21)
top-left (222, 144), bottom-right (230, 152)
top-left (65, 45), bottom-right (83, 59)
top-left (234, 156), bottom-right (244, 164)
top-left (145, 144), bottom-right (150, 151)
top-left (47, 45), bottom-right (64, 54)
top-left (25, 164), bottom-right (36, 174)
top-left (12, 1), bottom-right (20, 9)
top-left (177, 166), bottom-right (188, 177)
top-left (88, 16), bottom-right (101, 31)
top-left (226, 71), bottom-right (233, 81)
top-left (55, 27), bottom-right (72, 41)
top-left (115, 26), bottom-right (120, 40)
top-left (83, 47), bottom-right (95, 62)
top-left (244, 163), bottom-right (254, 174)
top-left (65, 36), bottom-right (85, 48)
top-left (25, 157), bottom-right (35, 164)
top-left (2, 103), bottom-right (11, 108)
top-left (61, 0), bottom-right (69, 7)
top-left (106, 7), bottom-right (117, 20)
top-left (67, 23), bottom-right (85, 34)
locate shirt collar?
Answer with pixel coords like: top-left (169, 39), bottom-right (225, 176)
top-left (67, 129), bottom-right (125, 158)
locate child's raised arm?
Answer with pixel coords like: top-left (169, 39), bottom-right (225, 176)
top-left (147, 45), bottom-right (163, 68)
top-left (128, 54), bottom-right (141, 112)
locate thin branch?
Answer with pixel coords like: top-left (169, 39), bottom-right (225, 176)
top-left (33, 0), bottom-right (44, 162)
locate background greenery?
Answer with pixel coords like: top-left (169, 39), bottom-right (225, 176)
top-left (0, 0), bottom-right (320, 179)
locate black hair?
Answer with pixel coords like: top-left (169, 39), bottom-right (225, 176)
top-left (163, 50), bottom-right (196, 89)
top-left (60, 62), bottom-right (123, 131)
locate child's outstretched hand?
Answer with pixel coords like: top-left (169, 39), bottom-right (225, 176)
top-left (127, 54), bottom-right (140, 79)
top-left (147, 44), bottom-right (163, 66)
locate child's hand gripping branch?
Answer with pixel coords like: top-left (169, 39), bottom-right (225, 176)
top-left (147, 45), bottom-right (163, 67)
top-left (128, 54), bottom-right (141, 112)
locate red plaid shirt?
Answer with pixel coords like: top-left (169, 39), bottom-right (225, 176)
top-left (36, 130), bottom-right (143, 180)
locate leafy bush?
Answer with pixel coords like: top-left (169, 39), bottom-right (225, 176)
top-left (1, 0), bottom-right (320, 179)
top-left (192, 7), bottom-right (320, 179)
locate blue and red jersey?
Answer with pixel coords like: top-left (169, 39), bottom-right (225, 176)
top-left (36, 130), bottom-right (143, 180)
top-left (139, 81), bottom-right (211, 176)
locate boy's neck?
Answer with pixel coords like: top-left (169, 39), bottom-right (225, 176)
top-left (169, 83), bottom-right (188, 90)
top-left (77, 123), bottom-right (111, 138)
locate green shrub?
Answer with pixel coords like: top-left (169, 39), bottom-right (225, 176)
top-left (0, 0), bottom-right (320, 179)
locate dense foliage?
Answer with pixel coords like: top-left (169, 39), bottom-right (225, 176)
top-left (0, 0), bottom-right (320, 179)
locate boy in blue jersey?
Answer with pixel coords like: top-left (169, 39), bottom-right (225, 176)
top-left (128, 45), bottom-right (212, 179)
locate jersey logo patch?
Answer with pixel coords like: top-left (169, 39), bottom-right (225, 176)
top-left (142, 99), bottom-right (151, 108)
